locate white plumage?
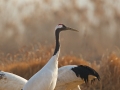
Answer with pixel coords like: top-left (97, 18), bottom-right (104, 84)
top-left (55, 65), bottom-right (100, 90)
top-left (23, 24), bottom-right (78, 90)
top-left (0, 65), bottom-right (99, 90)
top-left (0, 71), bottom-right (27, 90)
top-left (23, 52), bottom-right (59, 90)
top-left (55, 65), bottom-right (81, 90)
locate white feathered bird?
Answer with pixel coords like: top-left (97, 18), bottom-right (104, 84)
top-left (22, 24), bottom-right (78, 90)
top-left (0, 71), bottom-right (27, 90)
top-left (55, 65), bottom-right (100, 90)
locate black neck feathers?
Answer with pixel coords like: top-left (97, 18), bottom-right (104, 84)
top-left (53, 29), bottom-right (61, 55)
top-left (71, 65), bottom-right (100, 83)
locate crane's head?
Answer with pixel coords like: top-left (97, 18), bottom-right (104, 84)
top-left (55, 24), bottom-right (78, 32)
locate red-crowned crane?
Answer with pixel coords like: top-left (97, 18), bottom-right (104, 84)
top-left (22, 24), bottom-right (78, 90)
top-left (0, 71), bottom-right (27, 90)
top-left (55, 65), bottom-right (100, 90)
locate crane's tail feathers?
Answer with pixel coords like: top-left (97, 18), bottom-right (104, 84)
top-left (71, 65), bottom-right (100, 84)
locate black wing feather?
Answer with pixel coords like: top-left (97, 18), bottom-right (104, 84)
top-left (71, 65), bottom-right (100, 83)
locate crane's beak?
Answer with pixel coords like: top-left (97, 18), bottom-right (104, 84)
top-left (65, 27), bottom-right (79, 32)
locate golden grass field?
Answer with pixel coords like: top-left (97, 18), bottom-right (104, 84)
top-left (0, 44), bottom-right (120, 90)
top-left (0, 0), bottom-right (120, 90)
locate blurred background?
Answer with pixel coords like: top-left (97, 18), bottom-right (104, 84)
top-left (1, 0), bottom-right (120, 90)
top-left (0, 0), bottom-right (120, 62)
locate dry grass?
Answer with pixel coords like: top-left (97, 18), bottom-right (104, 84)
top-left (98, 53), bottom-right (120, 90)
top-left (0, 45), bottom-right (120, 90)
